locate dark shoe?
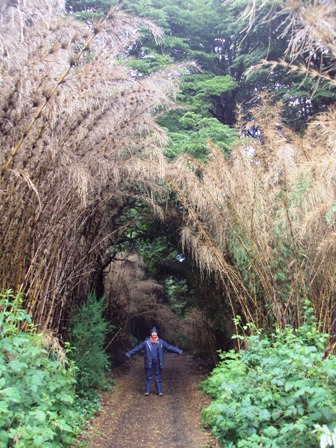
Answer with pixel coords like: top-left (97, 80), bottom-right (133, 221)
top-left (144, 392), bottom-right (149, 396)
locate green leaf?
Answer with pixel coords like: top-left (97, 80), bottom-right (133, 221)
top-left (263, 426), bottom-right (278, 438)
top-left (31, 409), bottom-right (46, 422)
top-left (29, 371), bottom-right (45, 392)
top-left (1, 386), bottom-right (21, 403)
top-left (7, 360), bottom-right (28, 373)
top-left (0, 430), bottom-right (9, 445)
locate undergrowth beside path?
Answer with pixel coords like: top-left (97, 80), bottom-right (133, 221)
top-left (0, 291), bottom-right (90, 447)
top-left (200, 308), bottom-right (336, 447)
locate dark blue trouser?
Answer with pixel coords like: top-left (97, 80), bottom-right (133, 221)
top-left (145, 361), bottom-right (162, 393)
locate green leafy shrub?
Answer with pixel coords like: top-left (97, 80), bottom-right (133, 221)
top-left (68, 292), bottom-right (113, 392)
top-left (200, 308), bottom-right (336, 447)
top-left (0, 290), bottom-right (82, 447)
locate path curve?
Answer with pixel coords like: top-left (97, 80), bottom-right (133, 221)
top-left (77, 353), bottom-right (220, 448)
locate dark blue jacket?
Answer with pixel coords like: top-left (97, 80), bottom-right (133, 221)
top-left (126, 338), bottom-right (182, 369)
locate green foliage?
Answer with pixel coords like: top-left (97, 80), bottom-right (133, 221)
top-left (165, 276), bottom-right (189, 316)
top-left (0, 290), bottom-right (82, 447)
top-left (289, 172), bottom-right (314, 206)
top-left (127, 52), bottom-right (173, 76)
top-left (223, 0), bottom-right (336, 129)
top-left (68, 0), bottom-right (336, 132)
top-left (119, 0), bottom-right (240, 155)
top-left (180, 74), bottom-right (239, 112)
top-left (72, 392), bottom-right (102, 430)
top-left (159, 111), bottom-right (237, 160)
top-left (122, 0), bottom-right (224, 60)
top-left (138, 236), bottom-right (180, 272)
top-left (200, 310), bottom-right (336, 447)
top-left (68, 293), bottom-right (113, 392)
top-left (227, 217), bottom-right (297, 312)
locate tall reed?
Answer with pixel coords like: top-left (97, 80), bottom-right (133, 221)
top-left (168, 0), bottom-right (336, 339)
top-left (0, 0), bottom-right (184, 334)
top-left (170, 98), bottom-right (336, 336)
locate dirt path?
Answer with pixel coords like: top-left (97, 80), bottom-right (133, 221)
top-left (77, 353), bottom-right (220, 448)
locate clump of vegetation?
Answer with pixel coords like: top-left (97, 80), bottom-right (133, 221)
top-left (68, 292), bottom-right (113, 392)
top-left (164, 0), bottom-right (336, 339)
top-left (0, 0), bottom-right (186, 336)
top-left (200, 305), bottom-right (336, 447)
top-left (0, 290), bottom-right (86, 447)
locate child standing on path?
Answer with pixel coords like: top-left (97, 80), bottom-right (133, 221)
top-left (126, 327), bottom-right (183, 396)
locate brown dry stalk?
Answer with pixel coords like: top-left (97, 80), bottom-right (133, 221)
top-left (1, 33), bottom-right (95, 175)
top-left (0, 0), bottom-right (184, 333)
top-left (168, 93), bottom-right (336, 336)
top-left (167, 177), bottom-right (256, 325)
top-left (247, 59), bottom-right (336, 88)
top-left (237, 0), bottom-right (336, 95)
top-left (104, 250), bottom-right (181, 346)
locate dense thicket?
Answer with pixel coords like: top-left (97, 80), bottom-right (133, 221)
top-left (167, 0), bottom-right (336, 344)
top-left (63, 0), bottom-right (336, 353)
top-left (201, 308), bottom-right (336, 447)
top-left (0, 0), bottom-right (189, 334)
top-left (1, 0), bottom-right (335, 351)
top-left (0, 291), bottom-right (81, 447)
